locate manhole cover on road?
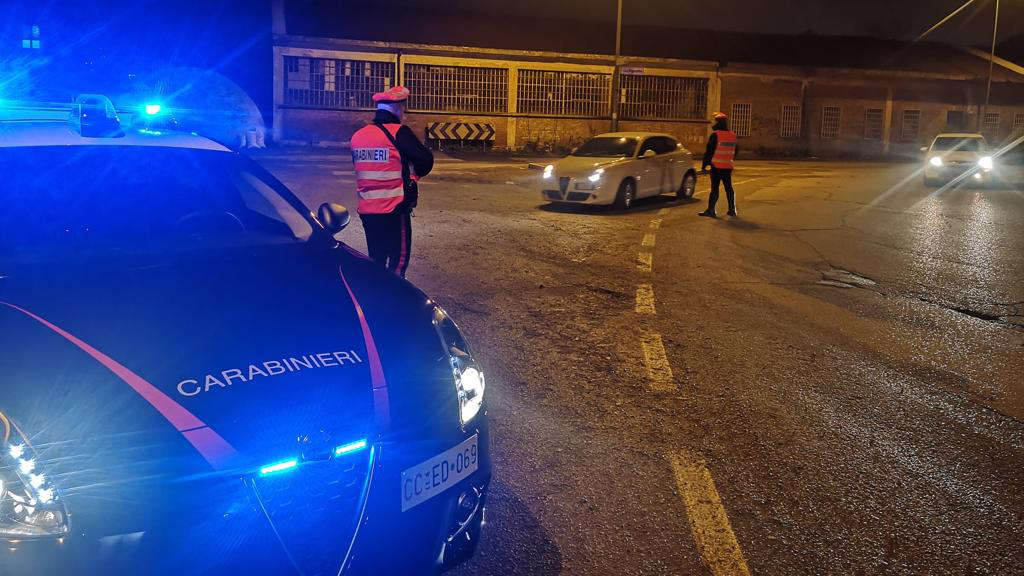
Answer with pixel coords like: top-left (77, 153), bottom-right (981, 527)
top-left (819, 269), bottom-right (877, 289)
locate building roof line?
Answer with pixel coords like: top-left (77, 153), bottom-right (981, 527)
top-left (274, 34), bottom-right (720, 70)
top-left (276, 35), bottom-right (1023, 83)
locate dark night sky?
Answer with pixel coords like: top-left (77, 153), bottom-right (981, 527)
top-left (390, 0), bottom-right (1023, 45)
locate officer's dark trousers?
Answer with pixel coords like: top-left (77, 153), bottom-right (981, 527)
top-left (707, 167), bottom-right (736, 213)
top-left (360, 209), bottom-right (412, 278)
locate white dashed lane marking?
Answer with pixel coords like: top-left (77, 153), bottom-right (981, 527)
top-left (670, 452), bottom-right (752, 576)
top-left (635, 209), bottom-right (752, 574)
top-left (640, 331), bottom-right (674, 391)
top-left (635, 284), bottom-right (656, 314)
top-left (637, 252), bottom-right (653, 273)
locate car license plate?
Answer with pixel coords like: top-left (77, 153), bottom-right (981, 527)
top-left (400, 434), bottom-right (478, 512)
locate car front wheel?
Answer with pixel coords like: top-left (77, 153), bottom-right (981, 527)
top-left (614, 179), bottom-right (636, 210)
top-left (678, 171), bottom-right (697, 199)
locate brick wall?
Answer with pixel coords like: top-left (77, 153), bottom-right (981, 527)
top-left (278, 107), bottom-right (368, 144)
top-left (720, 77), bottom-right (806, 157)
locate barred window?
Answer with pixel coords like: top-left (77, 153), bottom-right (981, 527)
top-left (780, 105), bottom-right (801, 138)
top-left (900, 109), bottom-right (920, 142)
top-left (982, 112), bottom-right (1000, 140)
top-left (864, 108), bottom-right (884, 140)
top-left (620, 75), bottom-right (708, 120)
top-left (283, 56), bottom-right (395, 109)
top-left (1014, 112), bottom-right (1024, 134)
top-left (821, 106), bottom-right (841, 139)
top-left (517, 69), bottom-right (610, 117)
top-left (405, 64), bottom-right (508, 114)
top-left (731, 103), bottom-right (752, 137)
top-left (21, 24), bottom-right (41, 49)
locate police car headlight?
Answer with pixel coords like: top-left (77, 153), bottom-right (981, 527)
top-left (542, 165), bottom-right (554, 179)
top-left (588, 168), bottom-right (605, 183)
top-left (431, 307), bottom-right (485, 426)
top-left (978, 156), bottom-right (993, 170)
top-left (929, 156), bottom-right (943, 167)
top-left (0, 412), bottom-right (70, 540)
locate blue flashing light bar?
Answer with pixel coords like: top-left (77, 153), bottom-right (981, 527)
top-left (144, 104), bottom-right (161, 116)
top-left (259, 458), bottom-right (299, 476)
top-left (334, 439), bottom-right (368, 457)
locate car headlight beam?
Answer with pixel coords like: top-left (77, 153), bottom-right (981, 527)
top-left (929, 156), bottom-right (943, 167)
top-left (431, 306), bottom-right (486, 427)
top-left (542, 164), bottom-right (554, 179)
top-left (0, 411), bottom-right (70, 540)
top-left (978, 156), bottom-right (993, 170)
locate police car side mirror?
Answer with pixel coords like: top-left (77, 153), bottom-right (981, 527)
top-left (641, 149), bottom-right (657, 158)
top-left (318, 202), bottom-right (350, 237)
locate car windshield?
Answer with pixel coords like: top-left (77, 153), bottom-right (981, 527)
top-left (931, 137), bottom-right (985, 152)
top-left (572, 137), bottom-right (637, 157)
top-left (0, 146), bottom-right (315, 265)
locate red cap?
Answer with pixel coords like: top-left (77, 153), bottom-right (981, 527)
top-left (372, 86), bottom-right (411, 103)
top-left (713, 112), bottom-right (728, 120)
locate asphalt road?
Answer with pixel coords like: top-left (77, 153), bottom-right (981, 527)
top-left (253, 149), bottom-right (1024, 576)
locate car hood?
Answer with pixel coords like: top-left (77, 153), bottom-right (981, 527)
top-left (551, 155), bottom-right (630, 176)
top-left (932, 150), bottom-right (985, 163)
top-left (0, 243), bottom-right (456, 537)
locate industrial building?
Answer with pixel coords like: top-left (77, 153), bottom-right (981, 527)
top-left (272, 2), bottom-right (1024, 158)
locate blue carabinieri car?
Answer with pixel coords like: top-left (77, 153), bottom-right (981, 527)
top-left (0, 99), bottom-right (490, 576)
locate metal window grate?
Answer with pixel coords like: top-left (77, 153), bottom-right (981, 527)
top-left (982, 112), bottom-right (1000, 139)
top-left (821, 106), bottom-right (841, 139)
top-left (517, 69), bottom-right (610, 117)
top-left (283, 56), bottom-right (395, 109)
top-left (780, 105), bottom-right (801, 138)
top-left (900, 109), bottom-right (920, 142)
top-left (621, 75), bottom-right (708, 120)
top-left (731, 103), bottom-right (752, 137)
top-left (1014, 112), bottom-right (1024, 134)
top-left (405, 64), bottom-right (508, 114)
top-left (864, 108), bottom-right (884, 140)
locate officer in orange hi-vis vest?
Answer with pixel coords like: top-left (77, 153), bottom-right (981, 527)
top-left (698, 112), bottom-right (739, 218)
top-left (350, 85), bottom-right (433, 277)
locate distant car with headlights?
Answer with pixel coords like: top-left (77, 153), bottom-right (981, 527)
top-left (0, 105), bottom-right (490, 576)
top-left (541, 132), bottom-right (697, 209)
top-left (922, 133), bottom-right (995, 187)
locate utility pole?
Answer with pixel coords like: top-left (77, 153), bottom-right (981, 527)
top-left (610, 0), bottom-right (623, 131)
top-left (980, 0), bottom-right (1000, 132)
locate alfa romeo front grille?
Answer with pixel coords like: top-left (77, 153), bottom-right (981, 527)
top-left (251, 449), bottom-right (374, 576)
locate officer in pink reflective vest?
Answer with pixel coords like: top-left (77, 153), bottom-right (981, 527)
top-left (350, 86), bottom-right (433, 277)
top-left (699, 112), bottom-right (739, 218)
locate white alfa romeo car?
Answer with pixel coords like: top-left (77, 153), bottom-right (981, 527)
top-left (541, 132), bottom-right (698, 209)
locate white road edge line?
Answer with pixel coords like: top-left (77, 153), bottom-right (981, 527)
top-left (635, 284), bottom-right (656, 314)
top-left (649, 219), bottom-right (662, 230)
top-left (640, 331), bottom-right (674, 391)
top-left (658, 208), bottom-right (670, 215)
top-left (642, 233), bottom-right (657, 248)
top-left (669, 452), bottom-right (752, 576)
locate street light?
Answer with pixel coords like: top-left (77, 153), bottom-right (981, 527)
top-left (982, 0), bottom-right (1000, 130)
top-left (610, 0), bottom-right (623, 132)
